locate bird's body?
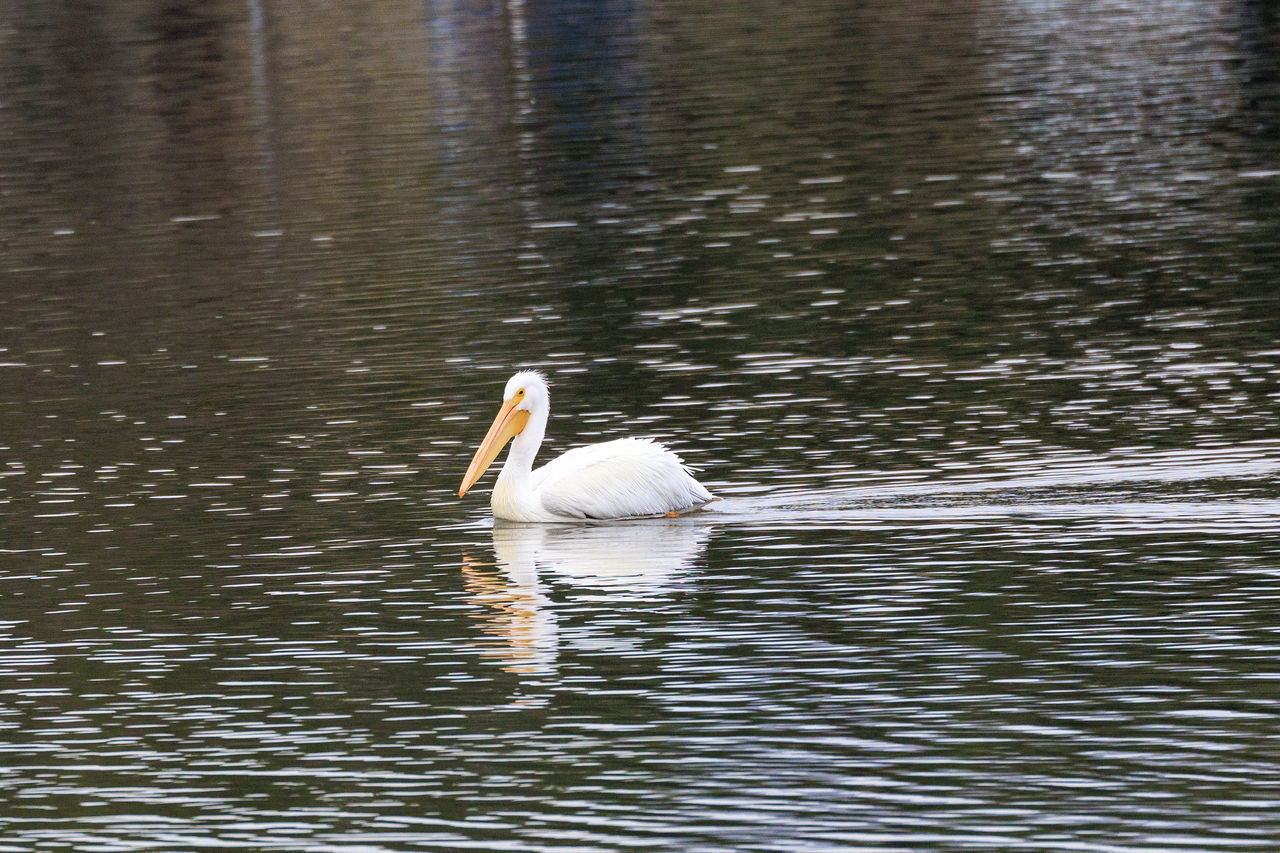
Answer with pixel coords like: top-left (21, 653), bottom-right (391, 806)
top-left (493, 435), bottom-right (711, 522)
top-left (459, 371), bottom-right (714, 522)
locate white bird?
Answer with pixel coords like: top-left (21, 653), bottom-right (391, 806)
top-left (458, 370), bottom-right (714, 522)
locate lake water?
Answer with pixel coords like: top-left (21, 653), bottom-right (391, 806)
top-left (3, 1), bottom-right (1280, 850)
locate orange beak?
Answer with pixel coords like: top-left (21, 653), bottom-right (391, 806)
top-left (458, 397), bottom-right (530, 497)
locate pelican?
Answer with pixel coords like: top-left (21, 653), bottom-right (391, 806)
top-left (458, 370), bottom-right (714, 522)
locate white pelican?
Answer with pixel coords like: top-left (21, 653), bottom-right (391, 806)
top-left (458, 370), bottom-right (714, 522)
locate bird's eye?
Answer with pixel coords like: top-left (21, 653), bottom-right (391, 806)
top-left (517, 389), bottom-right (525, 397)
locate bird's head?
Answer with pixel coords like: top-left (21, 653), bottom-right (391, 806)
top-left (459, 370), bottom-right (549, 498)
top-left (503, 369), bottom-right (549, 416)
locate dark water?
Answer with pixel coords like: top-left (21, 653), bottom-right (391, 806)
top-left (4, 1), bottom-right (1280, 850)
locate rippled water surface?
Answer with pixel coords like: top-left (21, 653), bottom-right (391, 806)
top-left (4, 1), bottom-right (1280, 850)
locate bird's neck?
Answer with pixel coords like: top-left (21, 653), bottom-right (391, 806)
top-left (497, 405), bottom-right (547, 485)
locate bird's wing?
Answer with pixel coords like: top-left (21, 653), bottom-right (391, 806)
top-left (534, 437), bottom-right (712, 520)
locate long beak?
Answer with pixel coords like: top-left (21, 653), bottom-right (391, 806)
top-left (459, 398), bottom-right (530, 497)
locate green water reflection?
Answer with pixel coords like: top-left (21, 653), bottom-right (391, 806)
top-left (2, 0), bottom-right (1280, 850)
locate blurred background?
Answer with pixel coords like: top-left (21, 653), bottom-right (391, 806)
top-left (2, 0), bottom-right (1280, 850)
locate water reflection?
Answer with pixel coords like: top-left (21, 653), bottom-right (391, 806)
top-left (5, 0), bottom-right (1280, 850)
top-left (463, 519), bottom-right (711, 677)
top-left (461, 549), bottom-right (557, 677)
top-left (983, 0), bottom-right (1262, 267)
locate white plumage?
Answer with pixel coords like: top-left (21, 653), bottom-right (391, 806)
top-left (458, 371), bottom-right (714, 522)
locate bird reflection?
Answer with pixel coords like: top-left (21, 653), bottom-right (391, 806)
top-left (460, 551), bottom-right (556, 678)
top-left (461, 519), bottom-right (713, 678)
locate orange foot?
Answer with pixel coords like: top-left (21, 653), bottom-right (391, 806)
top-left (665, 511), bottom-right (680, 518)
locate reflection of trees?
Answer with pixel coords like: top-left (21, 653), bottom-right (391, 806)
top-left (5, 0), bottom-right (1280, 488)
top-left (148, 3), bottom-right (240, 199)
top-left (3, 4), bottom-right (137, 234)
top-left (1239, 0), bottom-right (1280, 277)
top-left (423, 0), bottom-right (673, 358)
top-left (983, 3), bottom-right (1244, 259)
top-left (1241, 0), bottom-right (1280, 142)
